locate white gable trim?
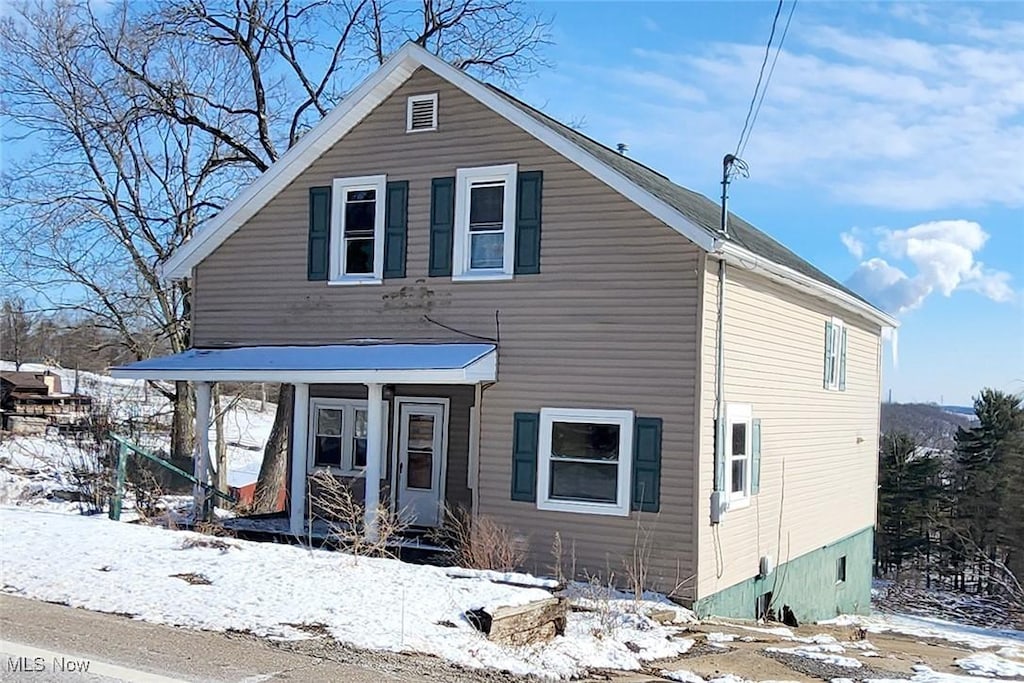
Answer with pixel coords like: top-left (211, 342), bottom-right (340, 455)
top-left (716, 242), bottom-right (898, 329)
top-left (161, 42), bottom-right (716, 279)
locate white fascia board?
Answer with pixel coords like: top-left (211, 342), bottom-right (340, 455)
top-left (161, 43), bottom-right (719, 280)
top-left (716, 242), bottom-right (899, 330)
top-left (109, 365), bottom-right (496, 384)
top-left (160, 48), bottom-right (421, 280)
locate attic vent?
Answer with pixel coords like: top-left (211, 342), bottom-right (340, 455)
top-left (406, 93), bottom-right (438, 132)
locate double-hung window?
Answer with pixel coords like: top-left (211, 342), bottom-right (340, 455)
top-left (453, 164), bottom-right (517, 280)
top-left (308, 398), bottom-right (375, 476)
top-left (536, 408), bottom-right (633, 516)
top-left (725, 403), bottom-right (751, 508)
top-left (330, 175), bottom-right (387, 284)
top-left (824, 317), bottom-right (848, 391)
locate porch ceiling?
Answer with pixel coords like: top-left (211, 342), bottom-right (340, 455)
top-left (109, 343), bottom-right (497, 384)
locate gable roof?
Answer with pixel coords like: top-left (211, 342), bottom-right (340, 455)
top-left (161, 42), bottom-right (896, 328)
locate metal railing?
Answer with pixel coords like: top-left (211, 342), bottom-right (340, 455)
top-left (107, 432), bottom-right (236, 521)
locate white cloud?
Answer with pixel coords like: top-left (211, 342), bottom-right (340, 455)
top-left (840, 231), bottom-right (865, 259)
top-left (641, 16), bottom-right (660, 33)
top-left (596, 13), bottom-right (1024, 211)
top-left (844, 220), bottom-right (1016, 313)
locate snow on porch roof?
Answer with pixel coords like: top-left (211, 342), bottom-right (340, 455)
top-left (109, 343), bottom-right (497, 384)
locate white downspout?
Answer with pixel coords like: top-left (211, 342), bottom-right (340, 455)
top-left (193, 381), bottom-right (212, 520)
top-left (289, 383), bottom-right (310, 536)
top-left (711, 259), bottom-right (727, 524)
top-left (363, 382), bottom-right (384, 540)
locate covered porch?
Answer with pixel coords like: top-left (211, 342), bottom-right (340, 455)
top-left (110, 342), bottom-right (496, 539)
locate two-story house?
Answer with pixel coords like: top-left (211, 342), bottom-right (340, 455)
top-left (112, 43), bottom-right (896, 622)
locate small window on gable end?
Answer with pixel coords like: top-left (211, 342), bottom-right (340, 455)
top-left (407, 93), bottom-right (438, 133)
top-left (836, 555), bottom-right (847, 583)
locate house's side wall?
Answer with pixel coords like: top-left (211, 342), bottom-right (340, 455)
top-left (192, 67), bottom-right (703, 593)
top-left (695, 261), bottom-right (882, 622)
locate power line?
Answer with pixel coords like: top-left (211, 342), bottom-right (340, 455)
top-left (739, 0), bottom-right (798, 157)
top-left (733, 0), bottom-right (791, 158)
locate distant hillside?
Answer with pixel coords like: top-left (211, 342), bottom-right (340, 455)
top-left (880, 402), bottom-right (975, 451)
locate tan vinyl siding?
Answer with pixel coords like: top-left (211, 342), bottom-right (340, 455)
top-left (696, 261), bottom-right (882, 600)
top-left (192, 67), bottom-right (702, 592)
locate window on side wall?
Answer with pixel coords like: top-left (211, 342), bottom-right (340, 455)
top-left (824, 317), bottom-right (848, 391)
top-left (536, 408), bottom-right (633, 516)
top-left (453, 164), bottom-right (517, 280)
top-left (725, 403), bottom-right (751, 508)
top-left (309, 399), bottom-right (373, 476)
top-left (330, 175), bottom-right (387, 284)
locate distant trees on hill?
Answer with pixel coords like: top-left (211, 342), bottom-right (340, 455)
top-left (876, 390), bottom-right (1023, 620)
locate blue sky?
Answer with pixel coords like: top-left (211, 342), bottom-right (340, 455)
top-left (512, 1), bottom-right (1024, 405)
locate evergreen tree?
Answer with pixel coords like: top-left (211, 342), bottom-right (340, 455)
top-left (952, 390), bottom-right (1024, 591)
top-left (876, 432), bottom-right (944, 578)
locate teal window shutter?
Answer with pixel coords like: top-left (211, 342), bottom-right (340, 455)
top-left (514, 170), bottom-right (543, 274)
top-left (383, 180), bottom-right (408, 279)
top-left (838, 326), bottom-right (848, 391)
top-left (429, 177), bottom-right (455, 276)
top-left (511, 412), bottom-right (539, 501)
top-left (631, 417), bottom-right (662, 512)
top-left (823, 320), bottom-right (834, 388)
top-left (308, 186), bottom-right (331, 281)
top-left (751, 418), bottom-right (762, 495)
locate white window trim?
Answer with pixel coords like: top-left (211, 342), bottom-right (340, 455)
top-left (329, 175), bottom-right (387, 285)
top-left (307, 397), bottom-right (388, 477)
top-left (825, 316), bottom-right (846, 391)
top-left (406, 93), bottom-right (438, 133)
top-left (536, 407), bottom-right (633, 517)
top-left (452, 163), bottom-right (517, 281)
top-left (725, 402), bottom-right (752, 510)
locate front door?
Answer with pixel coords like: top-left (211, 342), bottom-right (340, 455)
top-left (396, 401), bottom-right (446, 527)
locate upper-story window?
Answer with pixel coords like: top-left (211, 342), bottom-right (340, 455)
top-left (330, 175), bottom-right (387, 284)
top-left (452, 164), bottom-right (517, 280)
top-left (824, 317), bottom-right (848, 391)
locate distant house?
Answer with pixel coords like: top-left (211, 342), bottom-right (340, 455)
top-left (111, 43), bottom-right (896, 622)
top-left (0, 370), bottom-right (93, 433)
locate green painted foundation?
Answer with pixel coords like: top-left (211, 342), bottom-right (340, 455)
top-left (693, 526), bottom-right (873, 624)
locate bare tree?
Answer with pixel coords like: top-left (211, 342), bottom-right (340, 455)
top-left (1, 298), bottom-right (34, 369)
top-left (2, 0), bottom-right (549, 508)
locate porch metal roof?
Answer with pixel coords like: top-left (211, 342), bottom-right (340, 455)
top-left (109, 343), bottom-right (497, 384)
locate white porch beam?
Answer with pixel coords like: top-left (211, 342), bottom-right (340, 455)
top-left (193, 381), bottom-right (212, 520)
top-left (289, 383), bottom-right (310, 536)
top-left (363, 382), bottom-right (383, 540)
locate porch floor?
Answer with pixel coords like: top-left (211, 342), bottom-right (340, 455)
top-left (218, 512), bottom-right (455, 565)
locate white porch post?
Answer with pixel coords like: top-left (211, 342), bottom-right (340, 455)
top-left (193, 381), bottom-right (212, 519)
top-left (364, 382), bottom-right (383, 540)
top-left (289, 383), bottom-right (310, 536)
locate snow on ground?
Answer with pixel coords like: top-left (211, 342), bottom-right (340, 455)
top-left (0, 362), bottom-right (276, 496)
top-left (954, 652), bottom-right (1024, 677)
top-left (0, 508), bottom-right (693, 679)
top-left (822, 613), bottom-right (1024, 651)
top-left (765, 644), bottom-right (863, 669)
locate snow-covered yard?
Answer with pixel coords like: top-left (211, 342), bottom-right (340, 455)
top-left (2, 362), bottom-right (1022, 680)
top-left (0, 507), bottom-right (694, 679)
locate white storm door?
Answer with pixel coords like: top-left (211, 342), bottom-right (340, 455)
top-left (396, 402), bottom-right (446, 527)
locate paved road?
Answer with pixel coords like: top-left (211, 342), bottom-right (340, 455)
top-left (0, 595), bottom-right (426, 682)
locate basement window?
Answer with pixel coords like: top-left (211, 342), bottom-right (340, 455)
top-left (406, 93), bottom-right (438, 132)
